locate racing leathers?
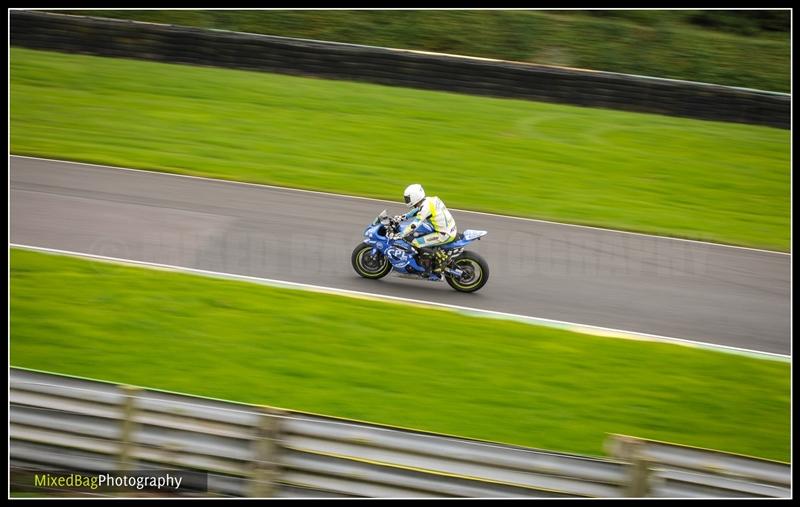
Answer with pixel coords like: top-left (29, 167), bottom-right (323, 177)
top-left (396, 196), bottom-right (457, 274)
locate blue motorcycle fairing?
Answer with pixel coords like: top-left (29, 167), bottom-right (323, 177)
top-left (442, 230), bottom-right (488, 250)
top-left (362, 215), bottom-right (483, 275)
top-left (398, 218), bottom-right (434, 237)
top-left (363, 222), bottom-right (423, 272)
top-left (441, 239), bottom-right (467, 250)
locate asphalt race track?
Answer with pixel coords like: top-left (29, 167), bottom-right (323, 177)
top-left (10, 156), bottom-right (791, 355)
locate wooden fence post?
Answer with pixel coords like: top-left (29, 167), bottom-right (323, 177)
top-left (118, 385), bottom-right (140, 474)
top-left (606, 434), bottom-right (653, 497)
top-left (249, 407), bottom-right (284, 497)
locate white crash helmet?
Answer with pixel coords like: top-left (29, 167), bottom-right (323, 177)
top-left (403, 183), bottom-right (426, 208)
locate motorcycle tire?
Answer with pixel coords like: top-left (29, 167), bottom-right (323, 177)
top-left (445, 251), bottom-right (489, 293)
top-left (351, 243), bottom-right (392, 279)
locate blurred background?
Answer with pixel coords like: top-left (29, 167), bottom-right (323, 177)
top-left (9, 8), bottom-right (791, 499)
top-left (53, 9), bottom-right (792, 92)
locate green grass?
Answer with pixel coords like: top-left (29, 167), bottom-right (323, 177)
top-left (10, 248), bottom-right (790, 461)
top-left (10, 49), bottom-right (790, 250)
top-left (54, 10), bottom-right (790, 92)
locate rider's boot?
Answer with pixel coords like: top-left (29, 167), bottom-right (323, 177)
top-left (432, 249), bottom-right (448, 277)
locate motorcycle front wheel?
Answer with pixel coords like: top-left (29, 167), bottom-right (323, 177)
top-left (351, 243), bottom-right (392, 279)
top-left (445, 251), bottom-right (489, 293)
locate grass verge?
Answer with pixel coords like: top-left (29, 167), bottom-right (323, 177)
top-left (10, 49), bottom-right (790, 250)
top-left (10, 248), bottom-right (790, 461)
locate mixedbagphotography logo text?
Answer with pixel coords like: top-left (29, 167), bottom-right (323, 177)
top-left (12, 469), bottom-right (208, 496)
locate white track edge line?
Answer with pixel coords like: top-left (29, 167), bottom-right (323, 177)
top-left (10, 155), bottom-right (790, 256)
top-left (10, 243), bottom-right (789, 362)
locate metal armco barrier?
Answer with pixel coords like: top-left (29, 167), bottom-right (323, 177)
top-left (606, 434), bottom-right (790, 498)
top-left (9, 10), bottom-right (790, 129)
top-left (9, 368), bottom-right (625, 498)
top-left (9, 368), bottom-right (790, 498)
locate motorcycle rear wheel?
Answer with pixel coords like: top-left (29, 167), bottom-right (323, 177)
top-left (445, 251), bottom-right (489, 293)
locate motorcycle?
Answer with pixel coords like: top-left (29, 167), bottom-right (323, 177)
top-left (351, 210), bottom-right (490, 293)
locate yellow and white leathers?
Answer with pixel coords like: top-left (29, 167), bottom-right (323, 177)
top-left (400, 196), bottom-right (457, 248)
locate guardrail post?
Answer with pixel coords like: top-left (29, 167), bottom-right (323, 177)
top-left (249, 407), bottom-right (284, 498)
top-left (118, 385), bottom-right (140, 474)
top-left (606, 435), bottom-right (653, 497)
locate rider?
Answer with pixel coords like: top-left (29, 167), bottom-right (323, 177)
top-left (393, 184), bottom-right (457, 276)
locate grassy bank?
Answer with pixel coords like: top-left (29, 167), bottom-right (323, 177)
top-left (10, 249), bottom-right (790, 461)
top-left (53, 10), bottom-right (790, 92)
top-left (10, 49), bottom-right (790, 250)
